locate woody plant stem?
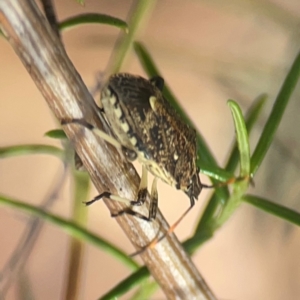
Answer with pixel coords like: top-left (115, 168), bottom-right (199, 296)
top-left (0, 1), bottom-right (216, 299)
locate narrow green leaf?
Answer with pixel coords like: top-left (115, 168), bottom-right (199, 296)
top-left (194, 101), bottom-right (251, 240)
top-left (193, 95), bottom-right (266, 241)
top-left (226, 94), bottom-right (267, 173)
top-left (130, 280), bottom-right (158, 300)
top-left (0, 145), bottom-right (63, 159)
top-left (73, 170), bottom-right (90, 208)
top-left (45, 129), bottom-right (67, 139)
top-left (243, 194), bottom-right (300, 226)
top-left (0, 194), bottom-right (138, 270)
top-left (134, 42), bottom-right (160, 78)
top-left (100, 267), bottom-right (149, 300)
top-left (59, 14), bottom-right (128, 32)
top-left (63, 170), bottom-right (90, 300)
top-left (251, 51), bottom-right (300, 175)
top-left (212, 100), bottom-right (251, 227)
top-left (227, 100), bottom-right (250, 177)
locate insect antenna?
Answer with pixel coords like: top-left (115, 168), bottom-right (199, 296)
top-left (131, 184), bottom-right (215, 256)
top-left (130, 204), bottom-right (194, 256)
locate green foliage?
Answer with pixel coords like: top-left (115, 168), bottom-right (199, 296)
top-left (44, 129), bottom-right (67, 139)
top-left (1, 2), bottom-right (300, 299)
top-left (0, 194), bottom-right (138, 270)
top-left (59, 14), bottom-right (128, 32)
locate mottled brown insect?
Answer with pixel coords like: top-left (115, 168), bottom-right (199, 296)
top-left (63, 73), bottom-right (208, 250)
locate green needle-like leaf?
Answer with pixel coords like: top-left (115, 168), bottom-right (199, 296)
top-left (251, 51), bottom-right (300, 175)
top-left (226, 94), bottom-right (267, 173)
top-left (106, 0), bottom-right (156, 74)
top-left (45, 129), bottom-right (67, 139)
top-left (227, 100), bottom-right (250, 177)
top-left (195, 96), bottom-right (265, 243)
top-left (63, 169), bottom-right (90, 300)
top-left (0, 194), bottom-right (138, 270)
top-left (211, 101), bottom-right (250, 227)
top-left (243, 194), bottom-right (300, 226)
top-left (130, 280), bottom-right (158, 300)
top-left (194, 100), bottom-right (251, 242)
top-left (0, 145), bottom-right (63, 159)
top-left (59, 14), bottom-right (128, 32)
top-left (134, 42), bottom-right (160, 79)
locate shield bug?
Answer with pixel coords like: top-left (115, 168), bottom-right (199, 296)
top-left (62, 73), bottom-right (210, 251)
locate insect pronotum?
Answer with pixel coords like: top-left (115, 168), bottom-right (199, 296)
top-left (62, 73), bottom-right (211, 253)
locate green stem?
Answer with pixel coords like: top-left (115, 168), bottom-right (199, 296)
top-left (105, 0), bottom-right (156, 74)
top-left (63, 170), bottom-right (90, 300)
top-left (0, 194), bottom-right (138, 270)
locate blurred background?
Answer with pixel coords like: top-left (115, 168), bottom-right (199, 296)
top-left (0, 0), bottom-right (300, 299)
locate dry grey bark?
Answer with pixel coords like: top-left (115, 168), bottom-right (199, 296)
top-left (0, 0), bottom-right (217, 299)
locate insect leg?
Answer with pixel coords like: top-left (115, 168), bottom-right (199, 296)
top-left (110, 166), bottom-right (153, 221)
top-left (84, 166), bottom-right (153, 221)
top-left (131, 198), bottom-right (196, 256)
top-left (123, 168), bottom-right (159, 220)
top-left (130, 165), bottom-right (148, 206)
top-left (148, 177), bottom-right (158, 219)
top-left (61, 118), bottom-right (137, 161)
top-left (84, 191), bottom-right (151, 221)
top-left (154, 199), bottom-right (195, 245)
top-left (62, 118), bottom-right (120, 148)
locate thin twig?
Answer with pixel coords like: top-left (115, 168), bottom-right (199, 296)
top-left (0, 164), bottom-right (68, 297)
top-left (0, 1), bottom-right (216, 299)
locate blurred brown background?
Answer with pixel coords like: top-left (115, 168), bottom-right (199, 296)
top-left (1, 0), bottom-right (300, 299)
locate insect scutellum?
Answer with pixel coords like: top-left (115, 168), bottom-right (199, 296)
top-left (62, 73), bottom-right (208, 250)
